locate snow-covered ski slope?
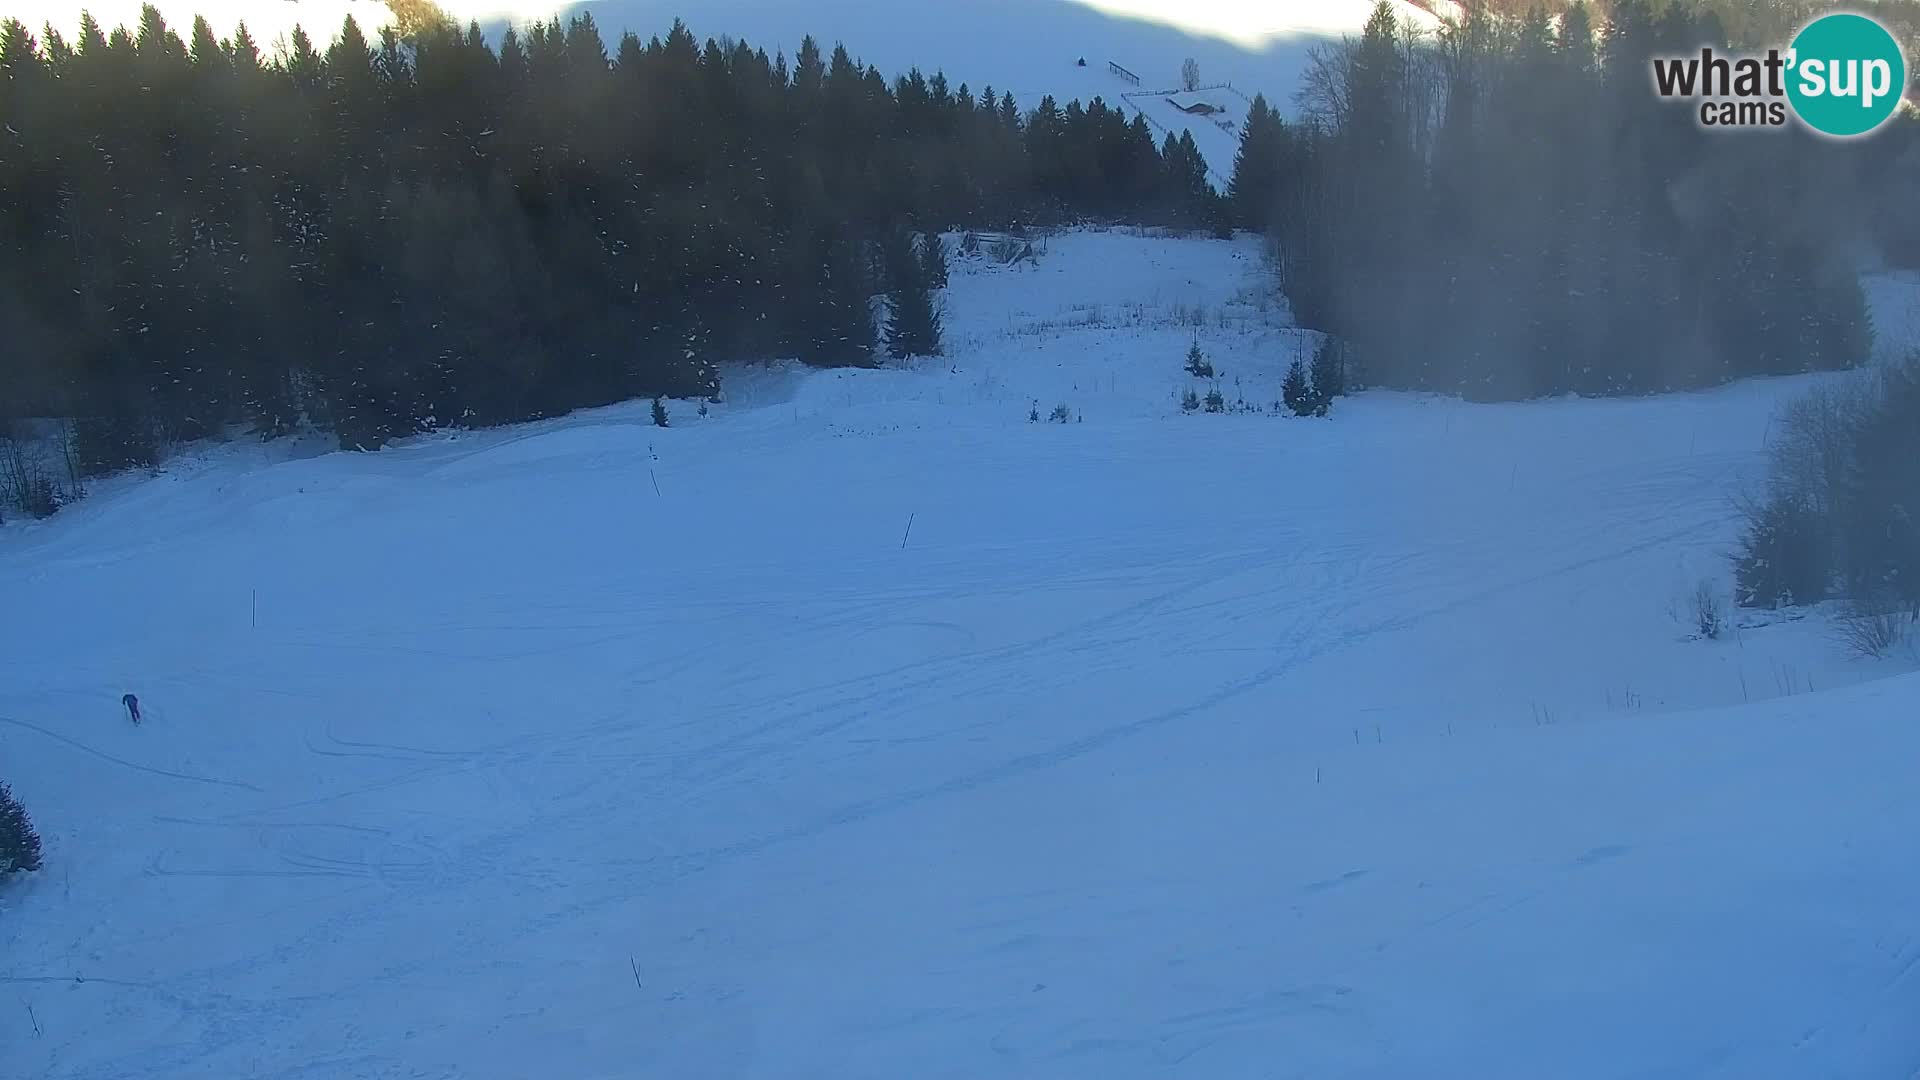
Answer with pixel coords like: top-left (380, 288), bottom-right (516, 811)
top-left (5, 230), bottom-right (1920, 1079)
top-left (18, 0), bottom-right (1438, 188)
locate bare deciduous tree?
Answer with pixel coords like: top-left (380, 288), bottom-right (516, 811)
top-left (1295, 40), bottom-right (1355, 129)
top-left (1181, 57), bottom-right (1201, 91)
top-left (0, 422), bottom-right (59, 520)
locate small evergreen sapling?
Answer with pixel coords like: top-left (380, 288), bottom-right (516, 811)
top-left (651, 396), bottom-right (670, 428)
top-left (1184, 340), bottom-right (1214, 378)
top-left (1204, 387), bottom-right (1225, 413)
top-left (1283, 359), bottom-right (1313, 416)
top-left (0, 781), bottom-right (42, 875)
top-left (1182, 388), bottom-right (1202, 412)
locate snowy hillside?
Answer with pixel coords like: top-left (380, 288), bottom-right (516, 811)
top-left (4, 230), bottom-right (1919, 1078)
top-left (483, 0), bottom-right (1443, 184)
top-left (16, 0), bottom-right (1439, 186)
top-left (498, 0), bottom-right (1440, 110)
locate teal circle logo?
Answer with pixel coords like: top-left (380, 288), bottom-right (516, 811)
top-left (1786, 13), bottom-right (1907, 137)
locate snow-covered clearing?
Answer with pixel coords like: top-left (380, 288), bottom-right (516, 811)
top-left (3, 230), bottom-right (1918, 1078)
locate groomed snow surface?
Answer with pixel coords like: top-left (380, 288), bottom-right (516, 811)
top-left (4, 230), bottom-right (1919, 1079)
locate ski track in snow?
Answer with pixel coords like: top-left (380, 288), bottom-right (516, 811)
top-left (0, 715), bottom-right (263, 793)
top-left (4, 231), bottom-right (1920, 1079)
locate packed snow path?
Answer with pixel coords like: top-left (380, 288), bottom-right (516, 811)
top-left (3, 232), bottom-right (1917, 1078)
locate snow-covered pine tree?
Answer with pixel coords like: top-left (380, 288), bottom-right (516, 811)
top-left (0, 781), bottom-right (42, 875)
top-left (1283, 359), bottom-right (1315, 416)
top-left (919, 232), bottom-right (949, 290)
top-left (1310, 336), bottom-right (1346, 401)
top-left (886, 231), bottom-right (943, 359)
top-left (1227, 93), bottom-right (1288, 232)
top-left (1185, 340), bottom-right (1214, 378)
